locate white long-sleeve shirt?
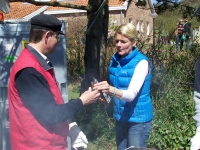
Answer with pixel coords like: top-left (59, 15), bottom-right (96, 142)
top-left (120, 59), bottom-right (149, 102)
top-left (194, 58), bottom-right (200, 127)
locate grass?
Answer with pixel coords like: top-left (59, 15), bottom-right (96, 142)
top-left (68, 83), bottom-right (80, 100)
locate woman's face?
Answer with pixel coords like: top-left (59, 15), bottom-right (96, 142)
top-left (115, 33), bottom-right (136, 58)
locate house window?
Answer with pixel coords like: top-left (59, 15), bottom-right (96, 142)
top-left (146, 22), bottom-right (150, 35)
top-left (129, 18), bottom-right (132, 23)
top-left (140, 21), bottom-right (144, 33)
top-left (136, 20), bottom-right (140, 32)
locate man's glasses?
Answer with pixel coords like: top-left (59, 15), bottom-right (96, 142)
top-left (49, 31), bottom-right (60, 41)
top-left (55, 35), bottom-right (60, 41)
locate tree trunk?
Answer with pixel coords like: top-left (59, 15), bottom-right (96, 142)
top-left (80, 0), bottom-right (108, 93)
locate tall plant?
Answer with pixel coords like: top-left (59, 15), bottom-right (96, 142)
top-left (147, 44), bottom-right (200, 149)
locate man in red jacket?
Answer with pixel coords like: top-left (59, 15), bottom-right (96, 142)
top-left (8, 14), bottom-right (100, 150)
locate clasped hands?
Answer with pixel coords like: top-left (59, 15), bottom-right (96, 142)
top-left (79, 82), bottom-right (110, 106)
top-left (92, 81), bottom-right (111, 94)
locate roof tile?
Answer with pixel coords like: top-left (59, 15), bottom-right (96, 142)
top-left (4, 0), bottom-right (125, 20)
top-left (4, 2), bottom-right (42, 19)
top-left (36, 0), bottom-right (125, 11)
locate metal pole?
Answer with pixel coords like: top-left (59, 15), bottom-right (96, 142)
top-left (153, 18), bottom-right (155, 49)
top-left (149, 12), bottom-right (158, 49)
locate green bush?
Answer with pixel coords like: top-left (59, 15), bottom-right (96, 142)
top-left (147, 44), bottom-right (200, 150)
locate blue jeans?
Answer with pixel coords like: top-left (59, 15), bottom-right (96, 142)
top-left (176, 34), bottom-right (183, 51)
top-left (185, 36), bottom-right (190, 50)
top-left (115, 120), bottom-right (152, 150)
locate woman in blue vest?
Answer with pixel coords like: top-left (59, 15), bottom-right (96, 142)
top-left (94, 23), bottom-right (153, 150)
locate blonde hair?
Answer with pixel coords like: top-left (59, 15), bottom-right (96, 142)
top-left (114, 23), bottom-right (137, 42)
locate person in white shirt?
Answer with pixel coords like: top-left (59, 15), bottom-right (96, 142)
top-left (190, 58), bottom-right (200, 150)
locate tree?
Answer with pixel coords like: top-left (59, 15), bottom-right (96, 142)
top-left (81, 0), bottom-right (108, 93)
top-left (153, 0), bottom-right (200, 21)
top-left (1, 0), bottom-right (109, 93)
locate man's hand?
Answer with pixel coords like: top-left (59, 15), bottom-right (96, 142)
top-left (80, 87), bottom-right (100, 105)
top-left (72, 131), bottom-right (88, 150)
top-left (190, 126), bottom-right (200, 150)
top-left (68, 122), bottom-right (88, 150)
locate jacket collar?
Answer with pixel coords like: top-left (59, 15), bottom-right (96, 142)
top-left (25, 44), bottom-right (53, 70)
top-left (112, 47), bottom-right (138, 66)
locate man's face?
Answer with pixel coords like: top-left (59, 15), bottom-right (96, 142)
top-left (46, 31), bottom-right (60, 54)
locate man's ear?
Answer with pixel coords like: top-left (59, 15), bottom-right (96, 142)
top-left (44, 31), bottom-right (51, 42)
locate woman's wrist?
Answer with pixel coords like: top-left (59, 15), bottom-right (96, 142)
top-left (108, 86), bottom-right (113, 95)
top-left (109, 86), bottom-right (117, 97)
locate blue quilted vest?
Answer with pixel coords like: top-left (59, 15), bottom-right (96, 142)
top-left (109, 48), bottom-right (153, 123)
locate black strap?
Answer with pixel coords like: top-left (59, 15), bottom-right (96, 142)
top-left (46, 58), bottom-right (53, 67)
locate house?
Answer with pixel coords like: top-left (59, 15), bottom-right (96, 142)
top-left (2, 0), bottom-right (157, 43)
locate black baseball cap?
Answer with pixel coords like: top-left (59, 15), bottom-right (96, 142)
top-left (30, 14), bottom-right (64, 35)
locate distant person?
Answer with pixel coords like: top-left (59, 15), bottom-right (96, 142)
top-left (190, 58), bottom-right (200, 150)
top-left (94, 23), bottom-right (153, 150)
top-left (175, 19), bottom-right (184, 51)
top-left (183, 19), bottom-right (192, 50)
top-left (8, 14), bottom-right (100, 150)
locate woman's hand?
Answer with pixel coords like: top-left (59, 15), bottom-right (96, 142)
top-left (94, 81), bottom-right (122, 99)
top-left (79, 87), bottom-right (100, 105)
top-left (93, 81), bottom-right (111, 93)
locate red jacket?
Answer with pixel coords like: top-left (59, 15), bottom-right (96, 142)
top-left (8, 48), bottom-right (69, 150)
